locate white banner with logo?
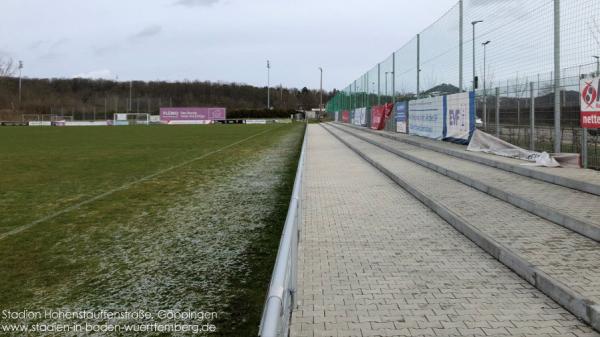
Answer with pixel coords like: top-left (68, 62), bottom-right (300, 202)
top-left (352, 108), bottom-right (366, 126)
top-left (445, 91), bottom-right (475, 144)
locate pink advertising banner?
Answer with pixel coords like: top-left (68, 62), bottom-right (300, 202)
top-left (160, 107), bottom-right (227, 123)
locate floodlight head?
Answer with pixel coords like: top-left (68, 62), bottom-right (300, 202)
top-left (18, 60), bottom-right (23, 69)
top-left (267, 60), bottom-right (270, 69)
top-left (482, 40), bottom-right (491, 46)
top-left (593, 56), bottom-right (600, 60)
top-left (471, 20), bottom-right (483, 25)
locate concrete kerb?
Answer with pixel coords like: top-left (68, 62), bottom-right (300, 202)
top-left (321, 123), bottom-right (600, 333)
top-left (330, 123), bottom-right (600, 243)
top-left (336, 122), bottom-right (600, 197)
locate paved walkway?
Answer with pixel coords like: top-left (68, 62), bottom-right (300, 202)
top-left (326, 124), bottom-right (600, 306)
top-left (290, 125), bottom-right (597, 337)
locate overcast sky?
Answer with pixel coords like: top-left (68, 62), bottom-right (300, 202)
top-left (0, 0), bottom-right (458, 90)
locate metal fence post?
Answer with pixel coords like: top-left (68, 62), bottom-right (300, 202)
top-left (582, 129), bottom-right (588, 168)
top-left (364, 75), bottom-right (367, 108)
top-left (483, 86), bottom-right (488, 129)
top-left (530, 82), bottom-right (535, 151)
top-left (553, 0), bottom-right (561, 153)
top-left (495, 87), bottom-right (500, 138)
top-left (417, 34), bottom-right (421, 98)
top-left (459, 0), bottom-right (464, 92)
top-left (377, 63), bottom-right (381, 105)
top-left (392, 53), bottom-right (396, 102)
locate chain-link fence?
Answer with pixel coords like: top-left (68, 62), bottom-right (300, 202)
top-left (326, 0), bottom-right (600, 169)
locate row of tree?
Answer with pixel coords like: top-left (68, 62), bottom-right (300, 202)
top-left (0, 57), bottom-right (334, 120)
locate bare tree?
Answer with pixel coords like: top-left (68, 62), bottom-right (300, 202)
top-left (0, 57), bottom-right (16, 77)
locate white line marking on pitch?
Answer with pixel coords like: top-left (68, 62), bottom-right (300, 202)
top-left (0, 126), bottom-right (281, 241)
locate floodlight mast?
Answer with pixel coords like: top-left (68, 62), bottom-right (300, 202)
top-left (319, 67), bottom-right (323, 118)
top-left (18, 60), bottom-right (23, 105)
top-left (482, 40), bottom-right (491, 129)
top-left (267, 60), bottom-right (271, 110)
top-left (471, 20), bottom-right (483, 90)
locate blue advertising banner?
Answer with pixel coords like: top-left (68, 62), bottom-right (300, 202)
top-left (408, 96), bottom-right (445, 140)
top-left (444, 91), bottom-right (475, 144)
top-left (394, 102), bottom-right (408, 133)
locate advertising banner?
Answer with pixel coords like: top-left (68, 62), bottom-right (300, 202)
top-left (445, 91), bottom-right (475, 144)
top-left (342, 111), bottom-right (350, 123)
top-left (408, 96), bottom-right (445, 140)
top-left (394, 102), bottom-right (408, 133)
top-left (370, 105), bottom-right (386, 130)
top-left (28, 121), bottom-right (52, 126)
top-left (115, 113), bottom-right (128, 121)
top-left (245, 120), bottom-right (268, 124)
top-left (160, 107), bottom-right (226, 124)
top-left (580, 76), bottom-right (600, 128)
top-left (370, 103), bottom-right (394, 130)
top-left (468, 129), bottom-right (563, 167)
top-left (352, 108), bottom-right (366, 126)
top-left (64, 121), bottom-right (111, 126)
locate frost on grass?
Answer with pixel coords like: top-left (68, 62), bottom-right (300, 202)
top-left (22, 128), bottom-right (301, 336)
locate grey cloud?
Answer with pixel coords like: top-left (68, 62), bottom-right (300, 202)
top-left (28, 38), bottom-right (68, 52)
top-left (28, 40), bottom-right (44, 50)
top-left (93, 44), bottom-right (118, 56)
top-left (174, 0), bottom-right (220, 7)
top-left (49, 38), bottom-right (69, 50)
top-left (38, 52), bottom-right (62, 61)
top-left (130, 25), bottom-right (162, 40)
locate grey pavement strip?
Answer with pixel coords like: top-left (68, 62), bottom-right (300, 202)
top-left (330, 123), bottom-right (600, 243)
top-left (322, 123), bottom-right (600, 334)
top-left (290, 125), bottom-right (598, 337)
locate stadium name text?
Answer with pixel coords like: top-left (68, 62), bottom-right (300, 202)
top-left (1, 310), bottom-right (218, 321)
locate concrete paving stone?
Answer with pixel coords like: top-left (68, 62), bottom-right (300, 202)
top-left (334, 124), bottom-right (600, 243)
top-left (289, 126), bottom-right (598, 337)
top-left (324, 125), bottom-right (600, 312)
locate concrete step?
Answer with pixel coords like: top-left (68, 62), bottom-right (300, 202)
top-left (337, 122), bottom-right (600, 197)
top-left (322, 123), bottom-right (600, 333)
top-left (331, 123), bottom-right (600, 243)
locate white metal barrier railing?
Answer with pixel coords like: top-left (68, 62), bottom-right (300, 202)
top-left (259, 126), bottom-right (307, 337)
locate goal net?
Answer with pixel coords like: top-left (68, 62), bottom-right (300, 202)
top-left (114, 113), bottom-right (150, 126)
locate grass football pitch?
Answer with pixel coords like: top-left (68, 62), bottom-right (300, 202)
top-left (0, 123), bottom-right (305, 336)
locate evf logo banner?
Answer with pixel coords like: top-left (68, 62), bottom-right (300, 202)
top-left (445, 92), bottom-right (475, 144)
top-left (580, 76), bottom-right (600, 128)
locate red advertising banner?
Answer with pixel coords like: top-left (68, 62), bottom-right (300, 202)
top-left (580, 76), bottom-right (600, 128)
top-left (371, 106), bottom-right (385, 130)
top-left (342, 111), bottom-right (350, 123)
top-left (370, 104), bottom-right (394, 130)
